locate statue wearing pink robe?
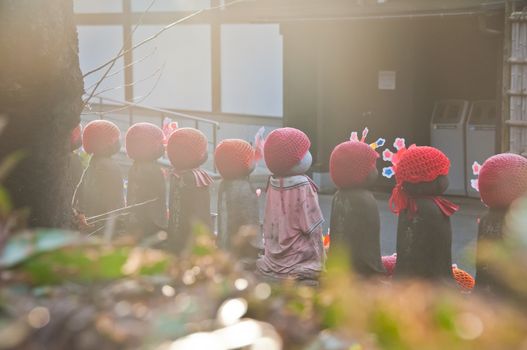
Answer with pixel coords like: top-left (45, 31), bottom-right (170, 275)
top-left (256, 175), bottom-right (325, 281)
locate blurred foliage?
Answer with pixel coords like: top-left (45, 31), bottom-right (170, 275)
top-left (0, 149), bottom-right (27, 261)
top-left (0, 150), bottom-right (22, 220)
top-left (0, 151), bottom-right (25, 185)
top-left (77, 148), bottom-right (91, 169)
top-left (0, 230), bottom-right (82, 268)
top-left (0, 187), bottom-right (526, 349)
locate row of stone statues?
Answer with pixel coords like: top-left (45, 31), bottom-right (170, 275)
top-left (68, 120), bottom-right (527, 290)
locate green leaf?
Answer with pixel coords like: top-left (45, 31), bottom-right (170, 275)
top-left (192, 244), bottom-right (213, 256)
top-left (139, 260), bottom-right (169, 275)
top-left (0, 230), bottom-right (82, 268)
top-left (21, 247), bottom-right (128, 284)
top-left (0, 151), bottom-right (26, 183)
top-left (0, 187), bottom-right (12, 215)
top-left (10, 241), bottom-right (170, 285)
top-left (287, 299), bottom-right (305, 315)
top-left (433, 299), bottom-right (457, 331)
top-left (370, 309), bottom-right (404, 350)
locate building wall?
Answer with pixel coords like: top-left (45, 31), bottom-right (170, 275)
top-left (283, 16), bottom-right (502, 173)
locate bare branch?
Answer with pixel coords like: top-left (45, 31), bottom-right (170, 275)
top-left (86, 198), bottom-right (158, 225)
top-left (91, 63), bottom-right (165, 99)
top-left (81, 63), bottom-right (165, 116)
top-left (81, 0), bottom-right (246, 79)
top-left (82, 0), bottom-right (246, 109)
top-left (80, 0), bottom-right (247, 115)
top-left (83, 46), bottom-right (158, 92)
top-left (81, 0), bottom-right (159, 109)
top-left (86, 225), bottom-right (105, 238)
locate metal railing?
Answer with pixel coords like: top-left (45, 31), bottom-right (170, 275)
top-left (83, 95), bottom-right (220, 171)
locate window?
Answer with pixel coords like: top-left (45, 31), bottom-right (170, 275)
top-left (74, 0), bottom-right (122, 13)
top-left (133, 25), bottom-right (212, 111)
top-left (132, 0), bottom-right (211, 12)
top-left (221, 24), bottom-right (283, 117)
top-left (78, 26), bottom-right (125, 101)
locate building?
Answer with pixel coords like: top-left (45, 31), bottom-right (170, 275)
top-left (76, 0), bottom-right (527, 192)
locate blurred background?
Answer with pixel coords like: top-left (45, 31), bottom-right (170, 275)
top-left (77, 0), bottom-right (524, 195)
top-left (74, 1), bottom-right (527, 276)
top-left (1, 2), bottom-right (527, 349)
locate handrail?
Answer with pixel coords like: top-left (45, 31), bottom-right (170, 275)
top-left (85, 95), bottom-right (220, 126)
top-left (83, 94), bottom-right (219, 172)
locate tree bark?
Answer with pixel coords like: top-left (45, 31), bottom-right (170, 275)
top-left (0, 0), bottom-right (84, 227)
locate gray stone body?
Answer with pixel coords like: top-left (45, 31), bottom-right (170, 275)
top-left (73, 156), bottom-right (124, 218)
top-left (394, 176), bottom-right (453, 280)
top-left (167, 171), bottom-right (211, 254)
top-left (330, 188), bottom-right (385, 276)
top-left (127, 161), bottom-right (167, 235)
top-left (217, 178), bottom-right (261, 257)
top-left (475, 208), bottom-right (506, 292)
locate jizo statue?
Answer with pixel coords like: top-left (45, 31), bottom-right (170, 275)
top-left (125, 122), bottom-right (168, 237)
top-left (214, 137), bottom-right (262, 260)
top-left (166, 127), bottom-right (213, 255)
top-left (329, 128), bottom-right (386, 277)
top-left (383, 141), bottom-right (459, 281)
top-left (73, 120), bottom-right (124, 219)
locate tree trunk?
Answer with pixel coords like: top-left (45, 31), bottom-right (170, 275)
top-left (0, 0), bottom-right (84, 227)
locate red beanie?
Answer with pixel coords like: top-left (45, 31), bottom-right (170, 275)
top-left (382, 253), bottom-right (397, 277)
top-left (214, 139), bottom-right (255, 180)
top-left (394, 146), bottom-right (450, 185)
top-left (478, 153), bottom-right (527, 208)
top-left (263, 127), bottom-right (310, 176)
top-left (330, 141), bottom-right (379, 188)
top-left (388, 146), bottom-right (451, 215)
top-left (126, 122), bottom-right (165, 161)
top-left (452, 265), bottom-right (475, 291)
top-left (167, 127), bottom-right (208, 171)
top-left (70, 124), bottom-right (82, 151)
top-left (82, 120), bottom-right (121, 156)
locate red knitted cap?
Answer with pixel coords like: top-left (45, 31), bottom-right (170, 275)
top-left (382, 254), bottom-right (397, 277)
top-left (214, 139), bottom-right (255, 180)
top-left (126, 122), bottom-right (165, 161)
top-left (394, 146), bottom-right (450, 184)
top-left (330, 141), bottom-right (379, 188)
top-left (452, 265), bottom-right (475, 291)
top-left (70, 124), bottom-right (82, 151)
top-left (82, 120), bottom-right (121, 156)
top-left (167, 127), bottom-right (208, 171)
top-left (478, 153), bottom-right (527, 208)
top-left (263, 127), bottom-right (310, 176)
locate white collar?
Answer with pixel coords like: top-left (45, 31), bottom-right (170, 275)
top-left (269, 175), bottom-right (309, 189)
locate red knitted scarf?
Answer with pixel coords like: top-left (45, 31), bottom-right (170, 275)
top-left (389, 183), bottom-right (459, 219)
top-left (173, 169), bottom-right (213, 188)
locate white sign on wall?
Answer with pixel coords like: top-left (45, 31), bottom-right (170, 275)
top-left (378, 70), bottom-right (396, 90)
